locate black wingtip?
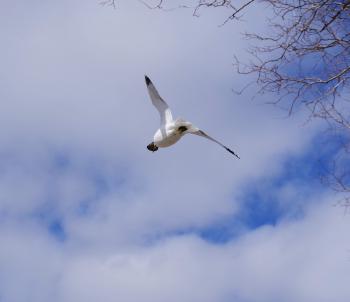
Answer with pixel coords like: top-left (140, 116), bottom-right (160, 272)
top-left (226, 147), bottom-right (240, 159)
top-left (145, 75), bottom-right (151, 86)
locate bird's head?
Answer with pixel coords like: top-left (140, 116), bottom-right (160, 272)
top-left (147, 142), bottom-right (159, 152)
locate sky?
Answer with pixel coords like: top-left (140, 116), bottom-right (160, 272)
top-left (0, 1), bottom-right (349, 301)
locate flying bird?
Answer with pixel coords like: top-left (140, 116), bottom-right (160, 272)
top-left (145, 75), bottom-right (240, 159)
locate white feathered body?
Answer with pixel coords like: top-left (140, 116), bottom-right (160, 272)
top-left (153, 119), bottom-right (195, 148)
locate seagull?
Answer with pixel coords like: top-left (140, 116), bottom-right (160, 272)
top-left (145, 75), bottom-right (240, 159)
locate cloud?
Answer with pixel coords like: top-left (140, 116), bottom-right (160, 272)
top-left (58, 201), bottom-right (350, 302)
top-left (1, 198), bottom-right (348, 302)
top-left (0, 1), bottom-right (346, 302)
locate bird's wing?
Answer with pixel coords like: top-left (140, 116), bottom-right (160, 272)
top-left (145, 75), bottom-right (173, 126)
top-left (190, 129), bottom-right (240, 159)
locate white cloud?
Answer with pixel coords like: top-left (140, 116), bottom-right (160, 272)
top-left (59, 201), bottom-right (350, 302)
top-left (1, 199), bottom-right (348, 302)
top-left (0, 1), bottom-right (344, 302)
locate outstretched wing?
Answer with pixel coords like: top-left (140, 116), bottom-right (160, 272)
top-left (145, 75), bottom-right (173, 126)
top-left (191, 129), bottom-right (240, 159)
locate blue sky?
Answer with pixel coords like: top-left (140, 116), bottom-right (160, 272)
top-left (0, 1), bottom-right (349, 301)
